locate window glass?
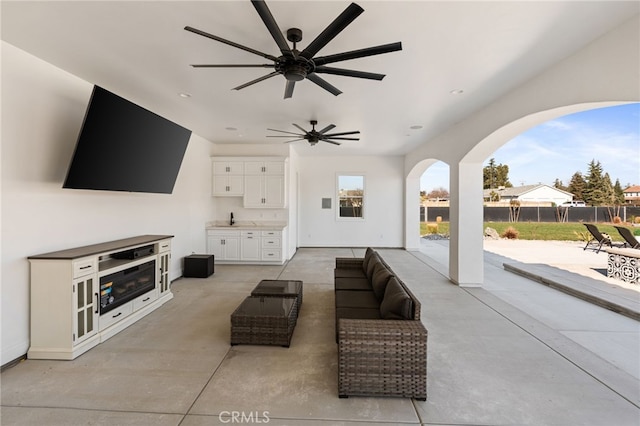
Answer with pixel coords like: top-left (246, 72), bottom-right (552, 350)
top-left (337, 175), bottom-right (364, 219)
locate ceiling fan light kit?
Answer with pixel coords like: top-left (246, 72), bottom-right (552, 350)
top-left (185, 0), bottom-right (402, 99)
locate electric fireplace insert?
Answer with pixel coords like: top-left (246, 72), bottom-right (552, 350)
top-left (99, 260), bottom-right (155, 314)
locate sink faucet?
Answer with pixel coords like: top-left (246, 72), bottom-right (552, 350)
top-left (230, 212), bottom-right (234, 226)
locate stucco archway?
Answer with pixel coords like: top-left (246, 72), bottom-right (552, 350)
top-left (404, 16), bottom-right (638, 286)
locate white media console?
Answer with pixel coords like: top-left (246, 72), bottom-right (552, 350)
top-left (28, 235), bottom-right (173, 360)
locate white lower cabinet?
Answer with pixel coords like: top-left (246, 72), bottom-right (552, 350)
top-left (207, 230), bottom-right (241, 261)
top-left (207, 228), bottom-right (286, 264)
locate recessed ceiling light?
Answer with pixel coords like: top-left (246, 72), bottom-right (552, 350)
top-left (178, 92), bottom-right (191, 98)
top-left (225, 127), bottom-right (238, 131)
top-left (410, 125), bottom-right (423, 130)
top-left (449, 89), bottom-right (464, 95)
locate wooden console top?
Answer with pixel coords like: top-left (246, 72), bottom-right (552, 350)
top-left (28, 235), bottom-right (173, 260)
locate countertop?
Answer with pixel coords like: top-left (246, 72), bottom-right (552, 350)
top-left (206, 221), bottom-right (287, 230)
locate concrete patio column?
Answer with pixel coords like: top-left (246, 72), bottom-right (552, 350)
top-left (449, 161), bottom-right (483, 286)
top-left (405, 176), bottom-right (421, 251)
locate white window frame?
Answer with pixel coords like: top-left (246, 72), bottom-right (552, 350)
top-left (336, 173), bottom-right (365, 221)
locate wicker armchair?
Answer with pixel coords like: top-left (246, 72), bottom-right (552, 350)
top-left (338, 319), bottom-right (427, 400)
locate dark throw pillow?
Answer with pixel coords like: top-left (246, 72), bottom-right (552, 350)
top-left (380, 277), bottom-right (413, 320)
top-left (371, 262), bottom-right (393, 300)
top-left (365, 252), bottom-right (381, 281)
top-left (361, 247), bottom-right (376, 274)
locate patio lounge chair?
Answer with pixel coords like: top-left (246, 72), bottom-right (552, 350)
top-left (614, 226), bottom-right (640, 249)
top-left (583, 223), bottom-right (623, 253)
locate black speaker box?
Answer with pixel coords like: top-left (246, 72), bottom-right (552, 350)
top-left (184, 254), bottom-right (214, 278)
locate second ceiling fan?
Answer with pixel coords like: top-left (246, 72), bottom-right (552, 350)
top-left (267, 120), bottom-right (359, 146)
top-left (185, 0), bottom-right (402, 99)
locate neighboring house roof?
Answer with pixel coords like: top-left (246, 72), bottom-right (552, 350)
top-left (623, 185), bottom-right (640, 193)
top-left (483, 184), bottom-right (573, 198)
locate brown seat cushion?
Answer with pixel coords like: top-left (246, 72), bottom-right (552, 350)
top-left (334, 268), bottom-right (367, 279)
top-left (335, 277), bottom-right (371, 291)
top-left (380, 277), bottom-right (413, 320)
top-left (335, 290), bottom-right (379, 309)
top-left (370, 262), bottom-right (394, 300)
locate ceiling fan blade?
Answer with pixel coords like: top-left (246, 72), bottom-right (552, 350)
top-left (283, 138), bottom-right (305, 143)
top-left (251, 0), bottom-right (294, 58)
top-left (284, 80), bottom-right (295, 99)
top-left (313, 42), bottom-right (403, 66)
top-left (267, 135), bottom-right (305, 138)
top-left (323, 130), bottom-right (360, 137)
top-left (315, 66), bottom-right (385, 81)
top-left (317, 124), bottom-right (336, 134)
top-left (322, 140), bottom-right (342, 145)
top-left (300, 2), bottom-right (364, 60)
top-left (184, 26), bottom-right (279, 62)
top-left (292, 123), bottom-right (309, 134)
top-left (232, 71), bottom-right (280, 90)
top-left (306, 73), bottom-right (342, 96)
top-left (324, 137), bottom-right (359, 141)
top-left (267, 128), bottom-right (305, 136)
top-left (191, 64), bottom-right (274, 68)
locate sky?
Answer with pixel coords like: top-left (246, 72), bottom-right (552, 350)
top-left (420, 103), bottom-right (640, 192)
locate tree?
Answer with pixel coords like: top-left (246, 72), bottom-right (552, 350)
top-left (427, 187), bottom-right (449, 200)
top-left (613, 179), bottom-right (625, 205)
top-left (583, 160), bottom-right (612, 206)
top-left (483, 158), bottom-right (512, 189)
top-left (553, 178), bottom-right (567, 192)
top-left (567, 172), bottom-right (587, 202)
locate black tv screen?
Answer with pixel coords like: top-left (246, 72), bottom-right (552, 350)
top-left (63, 86), bottom-right (191, 194)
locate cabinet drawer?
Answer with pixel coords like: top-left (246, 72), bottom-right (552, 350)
top-left (241, 230), bottom-right (259, 237)
top-left (132, 290), bottom-right (158, 311)
top-left (157, 240), bottom-right (171, 253)
top-left (73, 258), bottom-right (97, 278)
top-left (262, 249), bottom-right (281, 261)
top-left (261, 231), bottom-right (281, 237)
top-left (99, 303), bottom-right (132, 330)
top-left (262, 237), bottom-right (281, 249)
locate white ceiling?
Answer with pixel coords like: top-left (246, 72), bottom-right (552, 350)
top-left (2, 1), bottom-right (638, 156)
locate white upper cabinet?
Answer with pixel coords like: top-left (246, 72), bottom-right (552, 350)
top-left (211, 157), bottom-right (287, 207)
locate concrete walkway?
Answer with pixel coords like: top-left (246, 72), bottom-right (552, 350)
top-left (419, 238), bottom-right (640, 408)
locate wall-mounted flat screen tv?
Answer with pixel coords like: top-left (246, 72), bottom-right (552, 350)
top-left (63, 86), bottom-right (191, 194)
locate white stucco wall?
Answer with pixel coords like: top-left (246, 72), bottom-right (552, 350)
top-left (1, 42), bottom-right (214, 365)
top-left (297, 155), bottom-right (404, 247)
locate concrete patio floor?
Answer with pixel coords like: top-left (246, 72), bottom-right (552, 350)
top-left (1, 243), bottom-right (639, 425)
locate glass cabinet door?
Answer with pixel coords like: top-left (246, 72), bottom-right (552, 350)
top-left (73, 275), bottom-right (98, 344)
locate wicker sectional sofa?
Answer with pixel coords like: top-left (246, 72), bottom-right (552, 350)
top-left (334, 248), bottom-right (427, 400)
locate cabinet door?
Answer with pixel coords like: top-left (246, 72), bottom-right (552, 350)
top-left (264, 161), bottom-right (285, 175)
top-left (158, 252), bottom-right (170, 296)
top-left (224, 237), bottom-right (241, 260)
top-left (213, 161), bottom-right (244, 175)
top-left (243, 175), bottom-right (264, 207)
top-left (73, 275), bottom-right (98, 345)
top-left (244, 161), bottom-right (265, 175)
top-left (207, 236), bottom-right (224, 259)
top-left (212, 175), bottom-right (244, 196)
top-left (264, 175), bottom-right (285, 207)
top-left (241, 235), bottom-right (261, 261)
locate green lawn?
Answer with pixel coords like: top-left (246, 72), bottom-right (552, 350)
top-left (420, 221), bottom-right (633, 242)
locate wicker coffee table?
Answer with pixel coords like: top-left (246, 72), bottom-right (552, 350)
top-left (230, 296), bottom-right (296, 347)
top-left (251, 279), bottom-right (303, 320)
